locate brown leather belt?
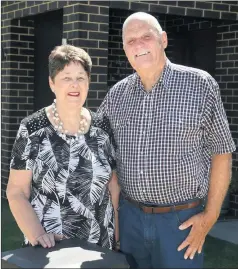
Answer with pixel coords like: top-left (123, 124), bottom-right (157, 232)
top-left (124, 196), bottom-right (201, 214)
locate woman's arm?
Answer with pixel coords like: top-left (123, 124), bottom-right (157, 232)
top-left (108, 171), bottom-right (120, 248)
top-left (7, 169), bottom-right (60, 248)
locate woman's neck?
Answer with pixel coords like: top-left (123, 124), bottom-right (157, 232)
top-left (53, 103), bottom-right (91, 135)
top-left (56, 103), bottom-right (82, 129)
top-left (46, 101), bottom-right (83, 135)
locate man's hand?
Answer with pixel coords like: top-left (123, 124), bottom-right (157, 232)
top-left (32, 233), bottom-right (64, 248)
top-left (177, 211), bottom-right (218, 259)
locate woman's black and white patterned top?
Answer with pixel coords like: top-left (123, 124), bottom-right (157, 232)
top-left (10, 108), bottom-right (116, 249)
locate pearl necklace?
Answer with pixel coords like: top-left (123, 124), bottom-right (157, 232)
top-left (47, 99), bottom-right (88, 144)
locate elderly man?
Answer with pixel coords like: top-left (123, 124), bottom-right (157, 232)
top-left (94, 12), bottom-right (236, 268)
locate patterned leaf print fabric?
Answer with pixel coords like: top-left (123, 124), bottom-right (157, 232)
top-left (10, 108), bottom-right (115, 249)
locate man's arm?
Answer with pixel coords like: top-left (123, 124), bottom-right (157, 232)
top-left (177, 74), bottom-right (236, 260)
top-left (205, 153), bottom-right (232, 219)
top-left (178, 153), bottom-right (232, 259)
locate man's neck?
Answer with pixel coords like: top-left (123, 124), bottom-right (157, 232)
top-left (137, 59), bottom-right (166, 92)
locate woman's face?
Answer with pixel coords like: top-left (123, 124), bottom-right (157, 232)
top-left (49, 61), bottom-right (89, 108)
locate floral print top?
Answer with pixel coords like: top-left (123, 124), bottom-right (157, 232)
top-left (10, 108), bottom-right (115, 249)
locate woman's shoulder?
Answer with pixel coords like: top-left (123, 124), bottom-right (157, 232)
top-left (20, 108), bottom-right (51, 134)
top-left (88, 109), bottom-right (112, 135)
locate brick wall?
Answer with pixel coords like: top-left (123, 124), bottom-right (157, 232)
top-left (1, 1), bottom-right (238, 197)
top-left (1, 16), bottom-right (35, 197)
top-left (108, 9), bottom-right (133, 87)
top-left (230, 193), bottom-right (238, 217)
top-left (216, 22), bottom-right (238, 170)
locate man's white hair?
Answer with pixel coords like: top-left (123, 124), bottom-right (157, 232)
top-left (122, 12), bottom-right (163, 38)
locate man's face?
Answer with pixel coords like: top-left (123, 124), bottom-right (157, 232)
top-left (123, 19), bottom-right (167, 73)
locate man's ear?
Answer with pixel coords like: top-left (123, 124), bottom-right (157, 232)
top-left (49, 76), bottom-right (54, 93)
top-left (161, 31), bottom-right (168, 49)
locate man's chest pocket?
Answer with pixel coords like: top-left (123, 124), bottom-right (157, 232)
top-left (112, 118), bottom-right (133, 144)
top-left (112, 119), bottom-right (130, 132)
top-left (111, 109), bottom-right (133, 135)
top-left (162, 112), bottom-right (201, 141)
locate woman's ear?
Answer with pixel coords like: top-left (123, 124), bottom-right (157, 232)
top-left (49, 76), bottom-right (55, 93)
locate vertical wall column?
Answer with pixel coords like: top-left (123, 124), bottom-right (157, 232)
top-left (63, 1), bottom-right (110, 109)
top-left (1, 17), bottom-right (34, 197)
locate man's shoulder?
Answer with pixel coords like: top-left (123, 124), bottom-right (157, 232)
top-left (109, 73), bottom-right (135, 96)
top-left (169, 62), bottom-right (220, 98)
top-left (170, 62), bottom-right (213, 82)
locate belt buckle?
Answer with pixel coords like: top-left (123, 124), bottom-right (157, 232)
top-left (139, 202), bottom-right (149, 213)
top-left (145, 205), bottom-right (156, 214)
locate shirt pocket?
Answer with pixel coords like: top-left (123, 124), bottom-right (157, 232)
top-left (112, 119), bottom-right (131, 133)
top-left (164, 112), bottom-right (201, 133)
top-left (110, 109), bottom-right (132, 136)
top-left (161, 112), bottom-right (201, 156)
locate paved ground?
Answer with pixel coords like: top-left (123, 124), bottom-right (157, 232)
top-left (208, 219), bottom-right (238, 245)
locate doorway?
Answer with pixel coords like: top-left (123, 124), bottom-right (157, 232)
top-left (171, 28), bottom-right (217, 77)
top-left (34, 10), bottom-right (63, 111)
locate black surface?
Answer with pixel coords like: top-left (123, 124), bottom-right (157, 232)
top-left (1, 238), bottom-right (129, 268)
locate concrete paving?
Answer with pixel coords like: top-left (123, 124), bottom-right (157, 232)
top-left (208, 220), bottom-right (238, 245)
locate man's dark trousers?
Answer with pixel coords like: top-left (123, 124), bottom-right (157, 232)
top-left (119, 197), bottom-right (204, 268)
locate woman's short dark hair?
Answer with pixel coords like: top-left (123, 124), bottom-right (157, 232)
top-left (49, 45), bottom-right (92, 81)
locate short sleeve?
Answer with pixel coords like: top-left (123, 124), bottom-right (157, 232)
top-left (93, 92), bottom-right (117, 153)
top-left (10, 122), bottom-right (35, 170)
top-left (93, 93), bottom-right (112, 135)
top-left (203, 76), bottom-right (236, 155)
top-left (92, 93), bottom-right (117, 170)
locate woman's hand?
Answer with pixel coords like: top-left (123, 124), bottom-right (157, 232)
top-left (114, 240), bottom-right (120, 252)
top-left (32, 233), bottom-right (64, 248)
top-left (7, 170), bottom-right (65, 249)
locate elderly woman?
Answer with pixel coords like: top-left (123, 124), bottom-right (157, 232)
top-left (6, 45), bottom-right (120, 250)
